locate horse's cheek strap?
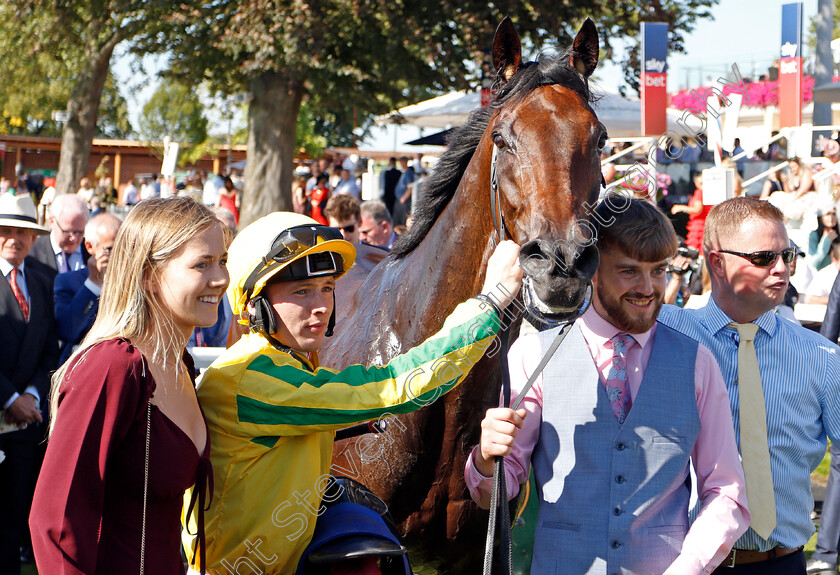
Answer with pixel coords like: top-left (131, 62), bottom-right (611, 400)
top-left (490, 144), bottom-right (505, 243)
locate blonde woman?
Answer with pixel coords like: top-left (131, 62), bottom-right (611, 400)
top-left (784, 156), bottom-right (815, 199)
top-left (29, 197), bottom-right (229, 575)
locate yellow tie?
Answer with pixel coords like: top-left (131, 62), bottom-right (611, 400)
top-left (730, 322), bottom-right (776, 540)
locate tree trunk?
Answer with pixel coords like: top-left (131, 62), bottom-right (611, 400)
top-left (55, 41), bottom-right (118, 196)
top-left (241, 70), bottom-right (305, 226)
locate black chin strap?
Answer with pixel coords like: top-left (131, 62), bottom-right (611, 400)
top-left (264, 335), bottom-right (311, 370)
top-left (325, 291), bottom-right (336, 337)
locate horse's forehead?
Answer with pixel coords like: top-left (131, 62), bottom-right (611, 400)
top-left (511, 84), bottom-right (598, 132)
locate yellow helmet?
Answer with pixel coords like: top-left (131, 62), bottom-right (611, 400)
top-left (227, 212), bottom-right (356, 318)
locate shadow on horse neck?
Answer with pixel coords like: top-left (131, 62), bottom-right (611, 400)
top-left (321, 44), bottom-right (604, 573)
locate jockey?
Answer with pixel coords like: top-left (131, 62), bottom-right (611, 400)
top-left (182, 212), bottom-right (523, 575)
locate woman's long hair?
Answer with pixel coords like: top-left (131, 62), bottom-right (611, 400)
top-left (816, 210), bottom-right (840, 238)
top-left (48, 197), bottom-right (221, 435)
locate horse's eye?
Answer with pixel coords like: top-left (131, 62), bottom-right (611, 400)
top-left (493, 133), bottom-right (506, 149)
top-left (597, 133), bottom-right (608, 151)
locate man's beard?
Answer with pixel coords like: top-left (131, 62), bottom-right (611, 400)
top-left (594, 281), bottom-right (663, 334)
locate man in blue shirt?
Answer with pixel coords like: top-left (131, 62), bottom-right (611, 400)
top-left (659, 197), bottom-right (840, 574)
top-left (732, 137), bottom-right (746, 177)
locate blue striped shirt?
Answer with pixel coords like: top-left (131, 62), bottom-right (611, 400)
top-left (659, 299), bottom-right (840, 551)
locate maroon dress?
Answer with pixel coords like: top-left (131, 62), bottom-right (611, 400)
top-left (29, 338), bottom-right (212, 575)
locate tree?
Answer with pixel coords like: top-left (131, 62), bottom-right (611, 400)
top-left (0, 1), bottom-right (176, 194)
top-left (295, 101), bottom-right (328, 159)
top-left (596, 2), bottom-right (721, 96)
top-left (97, 74), bottom-right (134, 140)
top-left (138, 81), bottom-right (209, 148)
top-left (0, 27), bottom-right (131, 140)
top-left (0, 48), bottom-right (70, 137)
top-left (142, 1), bottom-right (720, 224)
top-left (807, 0), bottom-right (840, 71)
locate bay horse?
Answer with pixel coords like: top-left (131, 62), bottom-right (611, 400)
top-left (322, 17), bottom-right (605, 572)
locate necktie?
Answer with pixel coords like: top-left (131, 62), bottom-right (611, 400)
top-left (605, 333), bottom-right (634, 425)
top-left (58, 251), bottom-right (69, 273)
top-left (730, 322), bottom-right (776, 539)
top-left (9, 268), bottom-right (29, 322)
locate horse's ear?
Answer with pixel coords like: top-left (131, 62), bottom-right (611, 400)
top-left (569, 18), bottom-right (599, 78)
top-left (492, 16), bottom-right (521, 83)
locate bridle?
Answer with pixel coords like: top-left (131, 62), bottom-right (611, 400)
top-left (487, 138), bottom-right (592, 329)
top-left (482, 128), bottom-right (594, 575)
top-left (489, 144), bottom-right (505, 244)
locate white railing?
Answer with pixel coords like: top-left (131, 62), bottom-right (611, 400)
top-left (742, 161), bottom-right (790, 190)
top-left (602, 138), bottom-right (652, 166)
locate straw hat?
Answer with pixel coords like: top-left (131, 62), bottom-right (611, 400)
top-left (819, 137), bottom-right (840, 158)
top-left (0, 193), bottom-right (49, 234)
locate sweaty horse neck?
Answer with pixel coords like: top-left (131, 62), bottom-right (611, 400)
top-left (399, 158), bottom-right (498, 302)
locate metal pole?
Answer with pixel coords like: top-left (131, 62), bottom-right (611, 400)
top-left (813, 0), bottom-right (834, 154)
top-left (227, 101), bottom-right (232, 175)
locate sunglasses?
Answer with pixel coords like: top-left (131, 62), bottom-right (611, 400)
top-left (717, 247), bottom-right (797, 267)
top-left (243, 224), bottom-right (343, 293)
top-left (334, 223), bottom-right (356, 233)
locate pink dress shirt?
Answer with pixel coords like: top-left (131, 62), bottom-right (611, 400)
top-left (465, 307), bottom-right (750, 574)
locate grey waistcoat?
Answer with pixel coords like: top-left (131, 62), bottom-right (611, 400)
top-left (530, 321), bottom-right (700, 575)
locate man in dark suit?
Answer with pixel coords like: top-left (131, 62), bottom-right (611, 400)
top-left (0, 193), bottom-right (59, 575)
top-left (379, 157), bottom-right (402, 217)
top-left (28, 193), bottom-right (89, 281)
top-left (807, 274), bottom-right (840, 573)
top-left (54, 213), bottom-right (121, 364)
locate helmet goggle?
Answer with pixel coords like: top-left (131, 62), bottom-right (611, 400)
top-left (268, 225), bottom-right (343, 264)
top-left (242, 224), bottom-right (344, 297)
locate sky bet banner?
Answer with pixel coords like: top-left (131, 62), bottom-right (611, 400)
top-left (779, 2), bottom-right (803, 128)
top-left (641, 22), bottom-right (669, 135)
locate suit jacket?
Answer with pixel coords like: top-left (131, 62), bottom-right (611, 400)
top-left (0, 257), bottom-right (60, 412)
top-left (30, 234), bottom-right (90, 282)
top-left (822, 272), bottom-right (840, 344)
top-left (55, 267), bottom-right (99, 364)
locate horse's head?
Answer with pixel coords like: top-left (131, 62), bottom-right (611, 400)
top-left (488, 17), bottom-right (603, 323)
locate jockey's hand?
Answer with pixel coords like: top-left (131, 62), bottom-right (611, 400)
top-left (481, 240), bottom-right (523, 308)
top-left (474, 407), bottom-right (527, 477)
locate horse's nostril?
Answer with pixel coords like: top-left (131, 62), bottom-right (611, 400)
top-left (571, 244), bottom-right (599, 280)
top-left (520, 240), bottom-right (553, 277)
top-left (519, 240), bottom-right (544, 259)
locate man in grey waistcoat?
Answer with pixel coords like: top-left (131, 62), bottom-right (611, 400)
top-left (466, 195), bottom-right (749, 574)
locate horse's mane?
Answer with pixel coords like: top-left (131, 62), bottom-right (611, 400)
top-left (391, 50), bottom-right (597, 257)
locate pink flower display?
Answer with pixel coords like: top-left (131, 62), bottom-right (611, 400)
top-left (669, 75), bottom-right (833, 111)
top-left (620, 170), bottom-right (672, 199)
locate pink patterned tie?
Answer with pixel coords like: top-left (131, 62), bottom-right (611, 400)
top-left (605, 333), bottom-right (634, 424)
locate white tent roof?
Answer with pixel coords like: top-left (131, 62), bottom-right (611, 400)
top-left (378, 89), bottom-right (684, 138)
top-left (378, 90), bottom-right (481, 129)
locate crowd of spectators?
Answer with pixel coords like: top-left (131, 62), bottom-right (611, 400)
top-left (4, 128), bottom-right (840, 574)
